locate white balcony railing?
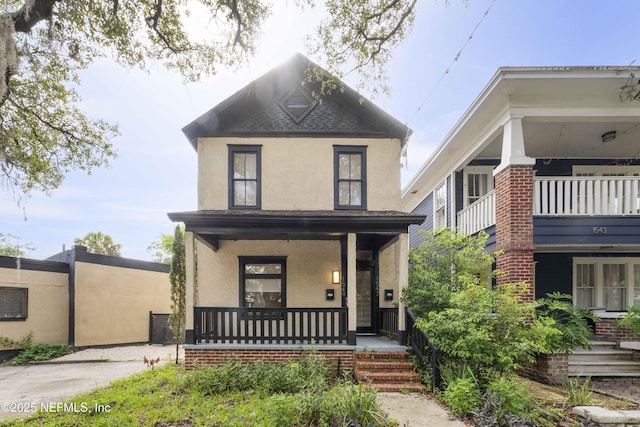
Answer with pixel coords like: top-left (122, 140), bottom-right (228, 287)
top-left (534, 176), bottom-right (640, 216)
top-left (457, 190), bottom-right (496, 236)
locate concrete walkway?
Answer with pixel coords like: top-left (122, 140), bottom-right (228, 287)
top-left (0, 344), bottom-right (468, 426)
top-left (378, 393), bottom-right (469, 426)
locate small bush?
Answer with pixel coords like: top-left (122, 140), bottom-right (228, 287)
top-left (442, 377), bottom-right (480, 417)
top-left (615, 306), bottom-right (640, 338)
top-left (565, 377), bottom-right (592, 406)
top-left (486, 376), bottom-right (534, 422)
top-left (10, 343), bottom-right (72, 365)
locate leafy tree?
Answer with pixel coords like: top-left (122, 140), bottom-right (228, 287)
top-left (168, 224), bottom-right (186, 364)
top-left (74, 231), bottom-right (122, 256)
top-left (147, 225), bottom-right (184, 264)
top-left (1, 0), bottom-right (419, 198)
top-left (0, 232), bottom-right (34, 257)
top-left (402, 229), bottom-right (497, 317)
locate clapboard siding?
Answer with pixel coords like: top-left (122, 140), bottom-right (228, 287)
top-left (534, 217), bottom-right (640, 245)
top-left (409, 193), bottom-right (433, 248)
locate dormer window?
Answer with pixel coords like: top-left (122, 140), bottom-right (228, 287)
top-left (334, 146), bottom-right (367, 210)
top-left (229, 145), bottom-right (261, 209)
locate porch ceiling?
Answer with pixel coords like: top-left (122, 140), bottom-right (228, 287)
top-left (476, 119), bottom-right (640, 160)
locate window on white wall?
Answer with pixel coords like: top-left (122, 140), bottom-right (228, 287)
top-left (434, 182), bottom-right (446, 229)
top-left (573, 258), bottom-right (640, 310)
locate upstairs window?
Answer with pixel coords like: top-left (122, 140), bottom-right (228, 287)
top-left (335, 146), bottom-right (367, 209)
top-left (0, 287), bottom-right (27, 321)
top-left (463, 166), bottom-right (494, 206)
top-left (434, 182), bottom-right (447, 230)
top-left (229, 145), bottom-right (261, 209)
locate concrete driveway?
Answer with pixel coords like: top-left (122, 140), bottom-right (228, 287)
top-left (0, 344), bottom-right (179, 421)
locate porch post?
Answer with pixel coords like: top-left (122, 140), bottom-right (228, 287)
top-left (397, 233), bottom-right (409, 345)
top-left (347, 232), bottom-right (357, 345)
top-left (494, 116), bottom-right (536, 301)
top-left (184, 231), bottom-right (195, 344)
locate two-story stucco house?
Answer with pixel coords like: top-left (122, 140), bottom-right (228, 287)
top-left (169, 54), bottom-right (424, 369)
top-left (402, 66), bottom-right (640, 377)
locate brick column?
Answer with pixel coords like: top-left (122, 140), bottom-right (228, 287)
top-left (494, 164), bottom-right (535, 301)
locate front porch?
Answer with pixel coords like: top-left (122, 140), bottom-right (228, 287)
top-left (190, 306), bottom-right (401, 346)
top-left (184, 331), bottom-right (407, 371)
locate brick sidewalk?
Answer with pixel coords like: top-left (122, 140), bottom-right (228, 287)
top-left (591, 379), bottom-right (640, 404)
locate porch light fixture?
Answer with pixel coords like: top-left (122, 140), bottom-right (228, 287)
top-left (332, 270), bottom-right (340, 284)
top-left (601, 131), bottom-right (616, 143)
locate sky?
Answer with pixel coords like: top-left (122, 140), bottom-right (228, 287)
top-left (2, 0), bottom-right (640, 261)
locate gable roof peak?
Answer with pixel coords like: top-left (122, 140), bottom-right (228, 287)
top-left (182, 53), bottom-right (411, 149)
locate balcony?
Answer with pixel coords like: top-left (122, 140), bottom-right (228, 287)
top-left (457, 190), bottom-right (496, 236)
top-left (456, 177), bottom-right (640, 236)
top-left (534, 176), bottom-right (640, 216)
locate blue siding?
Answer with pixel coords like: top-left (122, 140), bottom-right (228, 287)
top-left (446, 175), bottom-right (451, 228)
top-left (481, 225), bottom-right (496, 252)
top-left (534, 217), bottom-right (640, 245)
top-left (535, 253), bottom-right (573, 299)
top-left (455, 171), bottom-right (464, 214)
top-left (409, 193), bottom-right (433, 248)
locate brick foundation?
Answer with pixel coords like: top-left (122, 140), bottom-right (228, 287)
top-left (594, 318), bottom-right (639, 343)
top-left (184, 348), bottom-right (355, 373)
top-left (520, 353), bottom-right (568, 385)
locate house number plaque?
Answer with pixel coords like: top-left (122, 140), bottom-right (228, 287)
top-left (592, 227), bottom-right (607, 234)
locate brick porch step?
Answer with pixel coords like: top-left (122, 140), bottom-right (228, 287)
top-left (354, 351), bottom-right (424, 393)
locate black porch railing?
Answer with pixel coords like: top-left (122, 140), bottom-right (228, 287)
top-left (193, 307), bottom-right (349, 345)
top-left (406, 308), bottom-right (442, 391)
top-left (378, 307), bottom-right (399, 340)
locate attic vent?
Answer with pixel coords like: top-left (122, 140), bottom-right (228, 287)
top-left (278, 86), bottom-right (317, 124)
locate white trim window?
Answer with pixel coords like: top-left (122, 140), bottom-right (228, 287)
top-left (463, 166), bottom-right (494, 207)
top-left (573, 257), bottom-right (640, 311)
top-left (434, 182), bottom-right (447, 230)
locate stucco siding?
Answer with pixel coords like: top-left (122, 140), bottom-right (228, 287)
top-left (74, 262), bottom-right (171, 347)
top-left (195, 240), bottom-right (342, 309)
top-left (197, 137), bottom-right (402, 211)
top-left (378, 240), bottom-right (401, 308)
top-left (0, 267), bottom-right (68, 347)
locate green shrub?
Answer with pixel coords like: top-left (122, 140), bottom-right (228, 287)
top-left (418, 283), bottom-right (560, 379)
top-left (181, 354), bottom-right (331, 396)
top-left (10, 343), bottom-right (72, 365)
top-left (486, 376), bottom-right (533, 422)
top-left (442, 377), bottom-right (480, 417)
top-left (616, 306), bottom-right (640, 338)
top-left (536, 292), bottom-right (597, 353)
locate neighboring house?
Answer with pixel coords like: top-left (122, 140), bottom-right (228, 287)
top-left (0, 245), bottom-right (171, 351)
top-left (402, 66), bottom-right (640, 344)
top-left (168, 54), bottom-right (424, 368)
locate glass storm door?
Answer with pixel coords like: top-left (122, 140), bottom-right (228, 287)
top-left (356, 269), bottom-right (373, 332)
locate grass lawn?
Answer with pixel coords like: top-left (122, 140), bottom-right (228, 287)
top-left (0, 357), bottom-right (394, 427)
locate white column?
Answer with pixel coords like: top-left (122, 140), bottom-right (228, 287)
top-left (185, 231), bottom-right (195, 336)
top-left (494, 115), bottom-right (535, 176)
top-left (397, 233), bottom-right (409, 344)
top-left (346, 232), bottom-right (357, 344)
